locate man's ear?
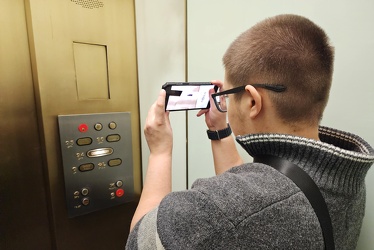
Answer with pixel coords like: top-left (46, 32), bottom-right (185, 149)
top-left (244, 85), bottom-right (262, 118)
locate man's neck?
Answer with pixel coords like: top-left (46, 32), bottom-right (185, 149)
top-left (255, 117), bottom-right (320, 141)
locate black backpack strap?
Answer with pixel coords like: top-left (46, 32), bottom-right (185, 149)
top-left (253, 154), bottom-right (335, 250)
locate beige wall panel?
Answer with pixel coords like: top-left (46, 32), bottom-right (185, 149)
top-left (135, 0), bottom-right (187, 191)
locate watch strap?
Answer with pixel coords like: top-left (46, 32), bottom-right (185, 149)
top-left (207, 123), bottom-right (232, 140)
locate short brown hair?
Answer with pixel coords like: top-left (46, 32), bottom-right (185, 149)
top-left (223, 14), bottom-right (334, 124)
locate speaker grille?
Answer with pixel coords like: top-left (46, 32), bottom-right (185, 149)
top-left (71, 0), bottom-right (104, 9)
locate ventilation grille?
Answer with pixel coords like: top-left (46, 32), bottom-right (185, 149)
top-left (71, 0), bottom-right (104, 9)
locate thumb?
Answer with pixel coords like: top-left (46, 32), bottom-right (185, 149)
top-left (153, 89), bottom-right (168, 123)
top-left (157, 89), bottom-right (166, 106)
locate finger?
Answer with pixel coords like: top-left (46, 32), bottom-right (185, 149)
top-left (145, 90), bottom-right (166, 129)
top-left (153, 89), bottom-right (167, 122)
top-left (211, 80), bottom-right (223, 88)
top-left (156, 89), bottom-right (166, 110)
top-left (208, 88), bottom-right (219, 112)
top-left (197, 87), bottom-right (216, 116)
top-left (197, 109), bottom-right (209, 117)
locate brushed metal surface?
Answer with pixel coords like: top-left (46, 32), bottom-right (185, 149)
top-left (0, 1), bottom-right (52, 249)
top-left (25, 0), bottom-right (141, 248)
top-left (1, 0), bottom-right (141, 249)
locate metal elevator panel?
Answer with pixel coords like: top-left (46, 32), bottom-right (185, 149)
top-left (0, 1), bottom-right (52, 249)
top-left (58, 112), bottom-right (134, 217)
top-left (23, 0), bottom-right (141, 248)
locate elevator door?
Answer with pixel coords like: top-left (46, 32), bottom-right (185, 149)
top-left (0, 1), bottom-right (52, 249)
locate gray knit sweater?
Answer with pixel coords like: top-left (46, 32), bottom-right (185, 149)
top-left (126, 126), bottom-right (374, 249)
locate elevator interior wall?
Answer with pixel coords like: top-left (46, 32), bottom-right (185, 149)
top-left (1, 0), bottom-right (142, 249)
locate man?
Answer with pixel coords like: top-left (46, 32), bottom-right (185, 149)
top-left (126, 14), bottom-right (374, 249)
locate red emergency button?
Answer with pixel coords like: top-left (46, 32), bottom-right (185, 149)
top-left (78, 123), bottom-right (88, 132)
top-left (116, 189), bottom-right (124, 197)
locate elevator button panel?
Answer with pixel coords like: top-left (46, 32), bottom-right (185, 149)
top-left (58, 112), bottom-right (134, 218)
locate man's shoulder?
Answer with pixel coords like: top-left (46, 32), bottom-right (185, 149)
top-left (192, 162), bottom-right (297, 195)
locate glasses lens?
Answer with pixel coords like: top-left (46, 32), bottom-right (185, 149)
top-left (215, 93), bottom-right (228, 112)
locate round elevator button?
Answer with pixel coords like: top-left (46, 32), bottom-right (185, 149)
top-left (78, 124), bottom-right (88, 132)
top-left (116, 189), bottom-right (124, 197)
top-left (94, 123), bottom-right (103, 131)
top-left (108, 122), bottom-right (117, 130)
top-left (82, 197), bottom-right (90, 206)
top-left (116, 180), bottom-right (123, 187)
top-left (81, 188), bottom-right (89, 196)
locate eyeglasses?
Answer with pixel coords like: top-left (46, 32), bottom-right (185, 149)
top-left (211, 84), bottom-right (287, 113)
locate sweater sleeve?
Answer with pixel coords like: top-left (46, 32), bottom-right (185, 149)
top-left (125, 207), bottom-right (165, 250)
top-left (156, 189), bottom-right (238, 250)
top-left (125, 189), bottom-right (238, 250)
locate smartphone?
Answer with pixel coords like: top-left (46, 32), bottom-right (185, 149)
top-left (162, 82), bottom-right (218, 111)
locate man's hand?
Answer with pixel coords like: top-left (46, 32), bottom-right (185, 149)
top-left (144, 89), bottom-right (173, 155)
top-left (197, 80), bottom-right (227, 131)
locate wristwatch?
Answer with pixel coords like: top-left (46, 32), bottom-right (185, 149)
top-left (207, 123), bottom-right (232, 140)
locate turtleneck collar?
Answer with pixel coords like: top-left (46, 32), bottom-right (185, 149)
top-left (235, 126), bottom-right (374, 195)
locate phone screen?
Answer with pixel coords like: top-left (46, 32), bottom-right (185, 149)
top-left (162, 82), bottom-right (217, 111)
